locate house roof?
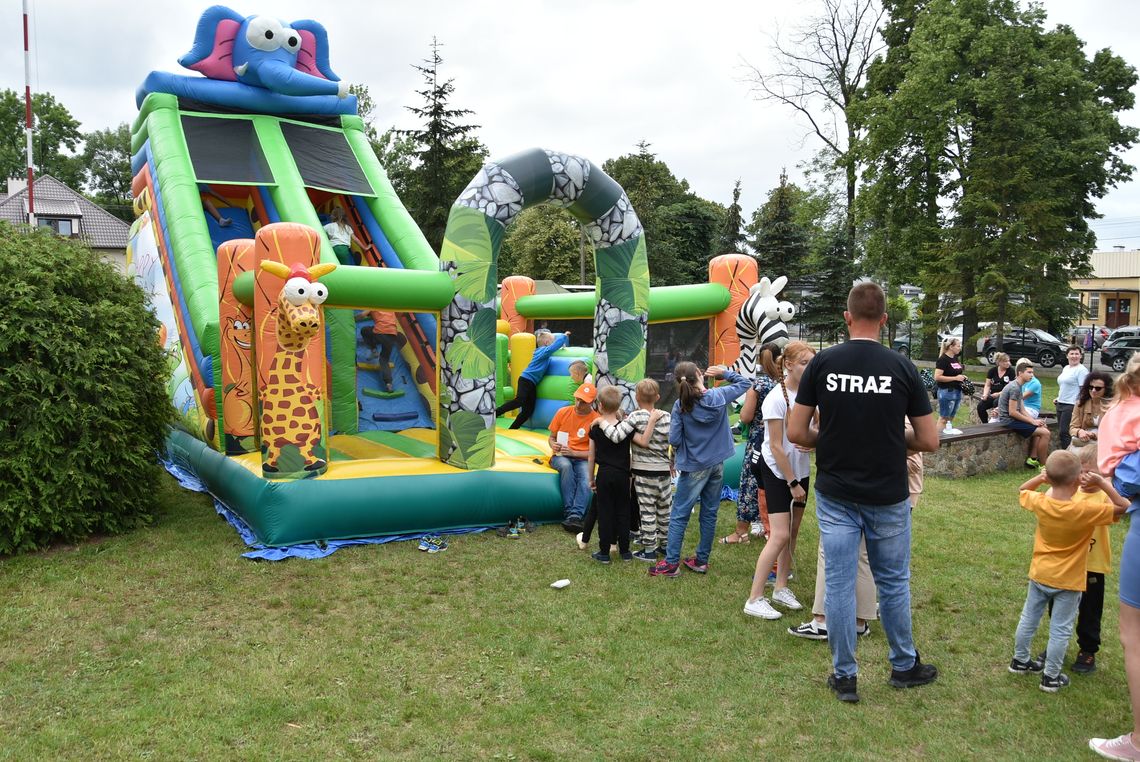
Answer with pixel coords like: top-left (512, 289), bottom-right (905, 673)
top-left (0, 175), bottom-right (130, 249)
top-left (1090, 249), bottom-right (1140, 279)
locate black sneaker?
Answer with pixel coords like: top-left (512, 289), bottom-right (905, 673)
top-left (889, 654), bottom-right (938, 688)
top-left (561, 519), bottom-right (584, 533)
top-left (591, 551), bottom-right (611, 564)
top-left (828, 673), bottom-right (860, 703)
top-left (619, 551), bottom-right (634, 561)
top-left (1009, 656), bottom-right (1045, 674)
top-left (1073, 652), bottom-right (1097, 674)
top-left (632, 548), bottom-right (658, 563)
top-left (1040, 672), bottom-right (1070, 693)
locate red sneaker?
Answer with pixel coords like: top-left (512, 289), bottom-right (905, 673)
top-left (648, 560), bottom-right (680, 577)
top-left (682, 556), bottom-right (709, 574)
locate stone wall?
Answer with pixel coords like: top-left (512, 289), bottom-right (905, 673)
top-left (922, 420), bottom-right (1061, 479)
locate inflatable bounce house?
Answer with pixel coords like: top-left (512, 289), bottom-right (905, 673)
top-left (129, 6), bottom-right (794, 547)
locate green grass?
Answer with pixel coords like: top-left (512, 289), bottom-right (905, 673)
top-left (1, 471), bottom-right (1132, 760)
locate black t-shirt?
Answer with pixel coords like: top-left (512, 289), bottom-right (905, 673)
top-left (935, 353), bottom-right (965, 390)
top-left (987, 366), bottom-right (1013, 395)
top-left (590, 425), bottom-right (630, 472)
top-left (796, 340), bottom-right (933, 504)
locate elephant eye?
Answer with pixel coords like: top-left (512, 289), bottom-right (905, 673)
top-left (246, 15), bottom-right (286, 52)
top-left (281, 27), bottom-right (302, 55)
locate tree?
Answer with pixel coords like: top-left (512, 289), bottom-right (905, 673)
top-left (499, 205), bottom-right (593, 284)
top-left (744, 0), bottom-right (885, 251)
top-left (859, 0), bottom-right (1137, 358)
top-left (604, 143), bottom-right (725, 286)
top-left (397, 40), bottom-right (489, 251)
top-left (746, 170), bottom-right (812, 282)
top-left (798, 229), bottom-right (857, 343)
top-left (82, 123), bottom-right (132, 222)
top-left (715, 179), bottom-right (746, 254)
top-left (0, 90), bottom-right (85, 189)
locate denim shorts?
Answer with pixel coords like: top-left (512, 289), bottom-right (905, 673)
top-left (1006, 418), bottom-right (1039, 439)
top-left (937, 388), bottom-right (962, 419)
top-left (1121, 516), bottom-right (1140, 608)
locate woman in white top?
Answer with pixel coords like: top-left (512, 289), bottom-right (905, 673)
top-left (323, 206), bottom-right (365, 266)
top-left (743, 340), bottom-right (815, 621)
top-left (1055, 345), bottom-right (1089, 449)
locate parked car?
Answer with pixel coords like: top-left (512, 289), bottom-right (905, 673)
top-left (892, 334), bottom-right (913, 357)
top-left (981, 328), bottom-right (1069, 367)
top-left (1106, 325), bottom-right (1140, 345)
top-left (1100, 335), bottom-right (1140, 372)
top-left (1071, 325), bottom-right (1111, 348)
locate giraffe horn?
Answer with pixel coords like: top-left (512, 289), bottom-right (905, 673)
top-left (309, 263), bottom-right (337, 280)
top-left (260, 261), bottom-right (291, 279)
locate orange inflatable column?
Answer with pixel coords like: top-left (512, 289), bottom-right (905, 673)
top-left (253, 223), bottom-right (332, 479)
top-left (218, 238), bottom-right (257, 455)
top-left (500, 275), bottom-right (536, 336)
top-left (709, 253), bottom-right (758, 370)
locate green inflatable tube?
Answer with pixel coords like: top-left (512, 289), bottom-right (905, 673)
top-left (515, 283), bottom-right (732, 323)
top-left (231, 267), bottom-right (455, 310)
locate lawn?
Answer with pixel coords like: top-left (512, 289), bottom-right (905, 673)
top-left (1, 466), bottom-right (1133, 760)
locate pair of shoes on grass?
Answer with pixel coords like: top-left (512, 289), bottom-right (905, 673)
top-left (650, 556), bottom-right (707, 577)
top-left (417, 534), bottom-right (447, 553)
top-left (592, 551), bottom-right (633, 564)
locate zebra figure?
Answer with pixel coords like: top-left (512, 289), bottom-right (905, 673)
top-left (729, 276), bottom-right (795, 379)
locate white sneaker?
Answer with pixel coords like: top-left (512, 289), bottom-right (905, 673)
top-left (744, 597), bottom-right (782, 620)
top-left (575, 532), bottom-right (587, 550)
top-left (772, 586), bottom-right (803, 610)
top-left (749, 521), bottom-right (764, 537)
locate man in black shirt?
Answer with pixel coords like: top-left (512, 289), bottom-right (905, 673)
top-left (788, 282), bottom-right (940, 703)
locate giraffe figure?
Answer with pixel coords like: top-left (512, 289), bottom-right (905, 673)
top-left (257, 259), bottom-right (336, 476)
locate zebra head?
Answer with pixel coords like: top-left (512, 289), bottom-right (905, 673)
top-left (730, 276), bottom-right (795, 378)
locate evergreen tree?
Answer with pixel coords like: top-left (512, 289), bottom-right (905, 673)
top-left (715, 179), bottom-right (745, 254)
top-left (746, 170), bottom-right (811, 281)
top-left (798, 229), bottom-right (857, 343)
top-left (397, 40), bottom-right (488, 251)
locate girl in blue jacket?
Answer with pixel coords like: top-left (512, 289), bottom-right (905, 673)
top-left (650, 362), bottom-right (751, 577)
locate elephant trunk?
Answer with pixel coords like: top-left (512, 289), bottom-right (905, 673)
top-left (254, 60), bottom-right (343, 98)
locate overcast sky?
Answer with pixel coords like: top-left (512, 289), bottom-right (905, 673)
top-left (4, 0), bottom-right (1140, 247)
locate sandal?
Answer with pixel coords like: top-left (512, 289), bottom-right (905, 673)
top-left (719, 532), bottom-right (750, 545)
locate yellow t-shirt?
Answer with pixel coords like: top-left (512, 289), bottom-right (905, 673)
top-left (1073, 488), bottom-right (1114, 575)
top-left (1020, 490), bottom-right (1117, 591)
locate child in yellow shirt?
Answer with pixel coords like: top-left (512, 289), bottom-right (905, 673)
top-left (1070, 443), bottom-right (1115, 675)
top-left (1010, 450), bottom-right (1128, 692)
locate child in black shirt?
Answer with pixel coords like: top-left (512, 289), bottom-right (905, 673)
top-left (588, 386), bottom-right (633, 563)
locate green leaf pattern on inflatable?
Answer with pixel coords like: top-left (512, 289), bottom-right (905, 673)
top-left (439, 205), bottom-right (498, 303)
top-left (607, 319), bottom-right (646, 382)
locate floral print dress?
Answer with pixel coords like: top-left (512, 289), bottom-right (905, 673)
top-left (736, 373), bottom-right (777, 524)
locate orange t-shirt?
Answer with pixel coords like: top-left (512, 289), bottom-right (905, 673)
top-left (1019, 489), bottom-right (1117, 590)
top-left (369, 310), bottom-right (397, 335)
top-left (549, 405), bottom-right (599, 453)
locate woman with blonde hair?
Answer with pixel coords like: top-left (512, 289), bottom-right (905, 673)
top-left (978, 352), bottom-right (1013, 423)
top-left (743, 340), bottom-right (816, 620)
top-left (935, 336), bottom-right (967, 435)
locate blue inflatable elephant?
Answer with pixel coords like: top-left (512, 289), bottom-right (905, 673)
top-left (178, 5), bottom-right (347, 98)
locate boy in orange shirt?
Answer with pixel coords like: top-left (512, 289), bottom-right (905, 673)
top-left (548, 383), bottom-right (600, 531)
top-left (1009, 450), bottom-right (1128, 692)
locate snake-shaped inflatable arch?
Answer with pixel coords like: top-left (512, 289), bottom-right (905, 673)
top-left (438, 148), bottom-right (649, 469)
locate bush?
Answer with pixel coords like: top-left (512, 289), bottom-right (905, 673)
top-left (0, 223), bottom-right (173, 553)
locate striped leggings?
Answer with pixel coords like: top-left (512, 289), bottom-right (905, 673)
top-left (633, 471), bottom-right (673, 547)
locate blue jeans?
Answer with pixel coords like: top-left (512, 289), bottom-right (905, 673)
top-left (937, 388), bottom-right (962, 419)
top-left (816, 491), bottom-right (916, 678)
top-left (551, 455), bottom-right (591, 521)
top-left (1013, 580), bottom-right (1081, 678)
top-left (665, 465), bottom-right (723, 565)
